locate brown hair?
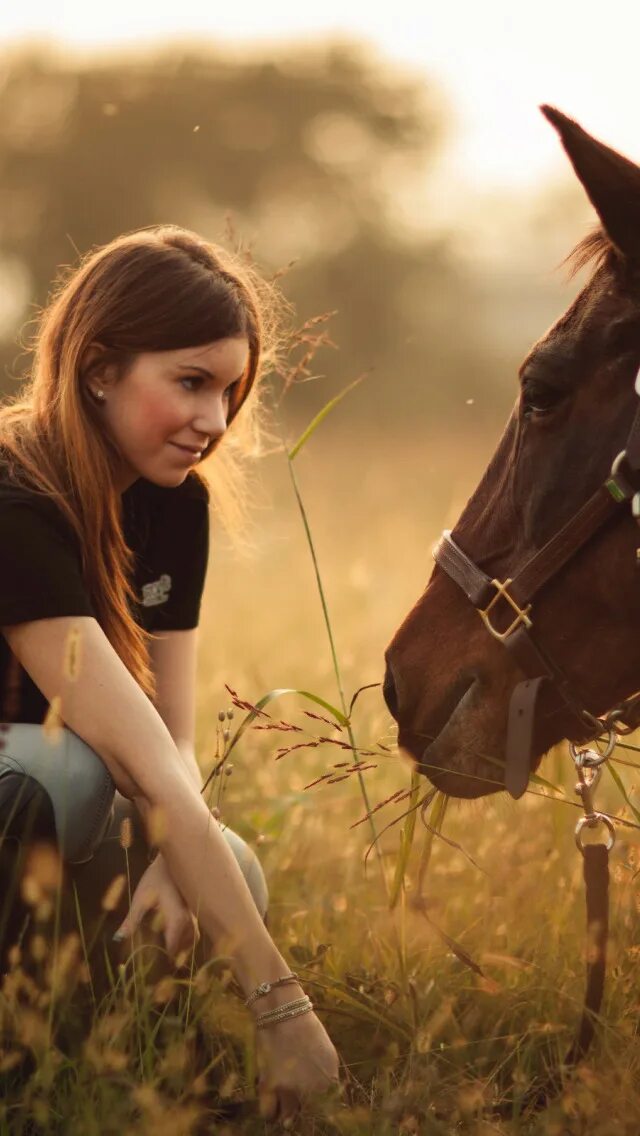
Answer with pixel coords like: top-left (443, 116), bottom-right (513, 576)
top-left (0, 225), bottom-right (284, 697)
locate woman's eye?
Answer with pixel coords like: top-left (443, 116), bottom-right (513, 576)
top-left (180, 375), bottom-right (204, 392)
top-left (521, 381), bottom-right (563, 419)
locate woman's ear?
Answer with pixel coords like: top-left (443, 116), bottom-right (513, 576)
top-left (80, 343), bottom-right (115, 401)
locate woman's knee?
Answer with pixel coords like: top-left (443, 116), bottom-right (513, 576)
top-left (0, 771), bottom-right (57, 846)
top-left (0, 726), bottom-right (115, 864)
top-left (219, 825), bottom-right (269, 920)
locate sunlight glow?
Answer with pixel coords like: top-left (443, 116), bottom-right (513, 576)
top-left (2, 0), bottom-right (640, 194)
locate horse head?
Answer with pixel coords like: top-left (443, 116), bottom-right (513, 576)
top-left (384, 107), bottom-right (640, 799)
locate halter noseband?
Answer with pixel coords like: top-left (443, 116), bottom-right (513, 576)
top-left (433, 369), bottom-right (640, 798)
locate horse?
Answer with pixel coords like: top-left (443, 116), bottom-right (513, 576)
top-left (383, 106), bottom-right (640, 802)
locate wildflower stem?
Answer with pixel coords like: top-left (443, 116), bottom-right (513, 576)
top-left (123, 844), bottom-right (144, 1075)
top-left (285, 454), bottom-right (388, 895)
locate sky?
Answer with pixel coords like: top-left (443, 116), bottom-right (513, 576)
top-left (2, 0), bottom-right (640, 199)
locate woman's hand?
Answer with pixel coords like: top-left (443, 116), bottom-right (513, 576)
top-left (113, 853), bottom-right (199, 961)
top-left (255, 1007), bottom-right (340, 1125)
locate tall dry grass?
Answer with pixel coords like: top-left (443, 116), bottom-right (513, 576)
top-left (2, 400), bottom-right (640, 1134)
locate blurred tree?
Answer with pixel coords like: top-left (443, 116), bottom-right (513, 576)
top-left (0, 41), bottom-right (510, 421)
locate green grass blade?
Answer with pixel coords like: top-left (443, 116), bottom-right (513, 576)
top-left (288, 376), bottom-right (364, 460)
top-left (606, 760), bottom-right (640, 825)
top-left (285, 453), bottom-right (384, 886)
top-left (226, 686), bottom-right (348, 753)
top-left (201, 687), bottom-right (349, 795)
top-left (389, 771), bottom-right (421, 911)
top-left (529, 770), bottom-right (563, 794)
top-left (416, 791), bottom-right (449, 896)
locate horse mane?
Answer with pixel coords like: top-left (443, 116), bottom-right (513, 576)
top-left (564, 226), bottom-right (613, 278)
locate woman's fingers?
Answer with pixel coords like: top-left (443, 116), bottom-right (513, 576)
top-left (258, 1077), bottom-right (302, 1124)
top-left (278, 1089), bottom-right (301, 1127)
top-left (258, 1089), bottom-right (302, 1127)
top-left (113, 884), bottom-right (157, 940)
top-left (258, 1085), bottom-right (280, 1121)
top-left (165, 911), bottom-right (199, 959)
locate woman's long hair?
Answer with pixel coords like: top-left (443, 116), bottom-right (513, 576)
top-left (0, 226), bottom-right (284, 697)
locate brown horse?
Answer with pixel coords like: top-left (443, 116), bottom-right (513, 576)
top-left (384, 107), bottom-right (640, 800)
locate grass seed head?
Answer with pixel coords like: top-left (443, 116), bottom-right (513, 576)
top-left (42, 695), bottom-right (63, 742)
top-left (0, 1050), bottom-right (23, 1074)
top-left (6, 944), bottom-right (21, 969)
top-left (153, 976), bottom-right (176, 1004)
top-left (146, 805), bottom-right (167, 845)
top-left (25, 843), bottom-right (62, 892)
top-left (119, 816), bottom-right (134, 849)
top-left (101, 872), bottom-right (127, 911)
top-left (63, 624), bottom-right (82, 681)
top-left (29, 934), bottom-right (48, 962)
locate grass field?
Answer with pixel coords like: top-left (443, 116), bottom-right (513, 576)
top-left (2, 418), bottom-right (640, 1135)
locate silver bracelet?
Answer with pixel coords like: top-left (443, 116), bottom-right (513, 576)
top-left (256, 996), bottom-right (314, 1030)
top-left (258, 999), bottom-right (313, 1026)
top-left (245, 972), bottom-right (299, 1007)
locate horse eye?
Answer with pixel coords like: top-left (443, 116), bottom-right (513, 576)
top-left (521, 380), bottom-right (564, 419)
top-left (606, 319), bottom-right (640, 358)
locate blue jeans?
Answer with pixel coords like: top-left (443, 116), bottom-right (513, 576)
top-left (0, 724), bottom-right (117, 863)
top-left (0, 724), bottom-right (268, 984)
top-left (0, 725), bottom-right (151, 979)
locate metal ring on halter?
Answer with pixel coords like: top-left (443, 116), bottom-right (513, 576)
top-left (569, 723), bottom-right (617, 766)
top-left (604, 706), bottom-right (639, 736)
top-left (575, 813), bottom-right (616, 853)
top-left (573, 748), bottom-right (610, 771)
top-left (578, 764), bottom-right (602, 792)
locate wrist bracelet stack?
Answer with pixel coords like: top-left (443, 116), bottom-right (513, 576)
top-left (256, 996), bottom-right (313, 1030)
top-left (245, 972), bottom-right (313, 1029)
top-left (244, 972), bottom-right (300, 1008)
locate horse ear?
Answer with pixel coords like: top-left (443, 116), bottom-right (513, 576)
top-left (541, 104), bottom-right (640, 260)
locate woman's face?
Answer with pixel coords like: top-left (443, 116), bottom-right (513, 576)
top-left (91, 337), bottom-right (250, 492)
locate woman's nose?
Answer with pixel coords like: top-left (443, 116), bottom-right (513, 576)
top-left (194, 394), bottom-right (227, 440)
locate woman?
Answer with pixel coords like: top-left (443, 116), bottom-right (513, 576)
top-left (0, 225), bottom-right (339, 1121)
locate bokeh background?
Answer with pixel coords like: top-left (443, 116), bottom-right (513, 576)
top-left (2, 0), bottom-right (638, 880)
top-left (4, 5), bottom-right (640, 1131)
top-left (1, 2), bottom-right (624, 716)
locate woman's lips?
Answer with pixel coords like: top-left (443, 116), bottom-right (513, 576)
top-left (169, 442), bottom-right (202, 461)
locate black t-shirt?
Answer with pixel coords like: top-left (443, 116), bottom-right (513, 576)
top-left (0, 468), bottom-right (210, 723)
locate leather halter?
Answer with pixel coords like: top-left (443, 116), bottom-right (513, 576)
top-left (433, 381), bottom-right (640, 798)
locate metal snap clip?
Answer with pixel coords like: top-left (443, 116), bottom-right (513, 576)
top-left (575, 813), bottom-right (616, 854)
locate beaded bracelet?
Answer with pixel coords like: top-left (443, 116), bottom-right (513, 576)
top-left (256, 996), bottom-right (314, 1030)
top-left (259, 999), bottom-right (311, 1026)
top-left (245, 972), bottom-right (300, 1008)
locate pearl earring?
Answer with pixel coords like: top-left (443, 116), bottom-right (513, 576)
top-left (95, 389), bottom-right (106, 401)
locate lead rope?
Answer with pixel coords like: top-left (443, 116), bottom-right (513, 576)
top-left (515, 411), bottom-right (640, 1108)
top-left (497, 727), bottom-right (615, 1115)
top-left (563, 730), bottom-right (614, 1065)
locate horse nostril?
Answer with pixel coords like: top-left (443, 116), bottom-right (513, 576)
top-left (383, 663), bottom-right (399, 720)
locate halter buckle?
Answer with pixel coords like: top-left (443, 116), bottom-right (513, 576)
top-left (477, 577), bottom-right (533, 641)
top-left (606, 450), bottom-right (636, 502)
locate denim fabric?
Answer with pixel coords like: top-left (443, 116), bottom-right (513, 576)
top-left (0, 724), bottom-right (115, 864)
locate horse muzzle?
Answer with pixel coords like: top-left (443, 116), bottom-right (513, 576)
top-left (384, 659), bottom-right (505, 798)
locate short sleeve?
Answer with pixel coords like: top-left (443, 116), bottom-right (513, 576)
top-left (134, 476), bottom-right (210, 633)
top-left (0, 497), bottom-right (94, 627)
top-left (149, 501), bottom-right (209, 631)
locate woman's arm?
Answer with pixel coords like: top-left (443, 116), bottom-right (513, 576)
top-left (4, 614), bottom-right (340, 1111)
top-left (148, 628), bottom-right (203, 791)
top-left (122, 627), bottom-right (212, 954)
top-left (4, 615), bottom-right (285, 993)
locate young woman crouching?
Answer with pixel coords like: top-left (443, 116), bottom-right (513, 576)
top-left (0, 226), bottom-right (339, 1121)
